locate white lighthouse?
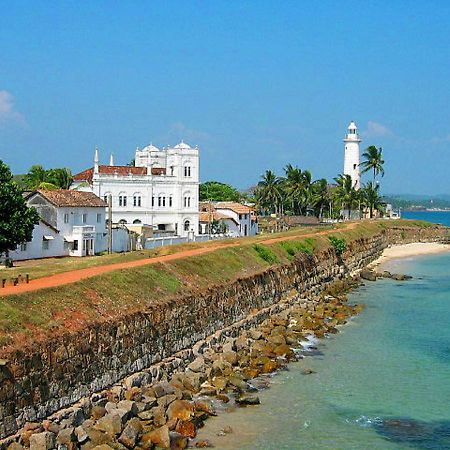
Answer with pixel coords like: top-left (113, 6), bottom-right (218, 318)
top-left (343, 121), bottom-right (361, 190)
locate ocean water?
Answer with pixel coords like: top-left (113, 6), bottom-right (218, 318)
top-left (402, 210), bottom-right (450, 226)
top-left (199, 251), bottom-right (450, 449)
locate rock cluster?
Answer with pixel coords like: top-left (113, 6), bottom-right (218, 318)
top-left (360, 269), bottom-right (413, 282)
top-left (5, 281), bottom-right (363, 450)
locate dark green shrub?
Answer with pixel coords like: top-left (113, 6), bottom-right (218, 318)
top-left (328, 235), bottom-right (347, 257)
top-left (253, 244), bottom-right (278, 264)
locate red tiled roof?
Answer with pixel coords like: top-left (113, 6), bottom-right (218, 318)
top-left (30, 190), bottom-right (107, 207)
top-left (213, 202), bottom-right (253, 214)
top-left (199, 211), bottom-right (238, 225)
top-left (73, 165), bottom-right (166, 182)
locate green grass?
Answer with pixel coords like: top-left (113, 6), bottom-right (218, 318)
top-left (253, 244), bottom-right (279, 264)
top-left (0, 218), bottom-right (446, 351)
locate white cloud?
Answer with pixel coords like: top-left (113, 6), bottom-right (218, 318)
top-left (0, 90), bottom-right (24, 125)
top-left (362, 121), bottom-right (393, 138)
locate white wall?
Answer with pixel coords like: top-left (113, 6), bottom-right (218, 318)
top-left (10, 222), bottom-right (65, 261)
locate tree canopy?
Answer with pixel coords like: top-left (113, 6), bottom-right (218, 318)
top-left (0, 160), bottom-right (40, 264)
top-left (24, 165), bottom-right (73, 190)
top-left (199, 181), bottom-right (242, 202)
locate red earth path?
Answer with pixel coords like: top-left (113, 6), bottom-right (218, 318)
top-left (0, 223), bottom-right (356, 296)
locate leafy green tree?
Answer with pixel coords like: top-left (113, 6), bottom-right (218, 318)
top-left (24, 165), bottom-right (48, 189)
top-left (24, 165), bottom-right (73, 190)
top-left (311, 178), bottom-right (330, 218)
top-left (199, 181), bottom-right (241, 202)
top-left (46, 168), bottom-right (73, 189)
top-left (0, 161), bottom-right (40, 266)
top-left (360, 145), bottom-right (385, 183)
top-left (255, 170), bottom-right (283, 215)
top-left (333, 174), bottom-right (358, 219)
top-left (362, 182), bottom-right (384, 218)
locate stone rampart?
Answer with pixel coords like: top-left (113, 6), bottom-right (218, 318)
top-left (0, 225), bottom-right (448, 438)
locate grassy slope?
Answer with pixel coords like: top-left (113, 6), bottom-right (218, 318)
top-left (0, 220), bottom-right (436, 350)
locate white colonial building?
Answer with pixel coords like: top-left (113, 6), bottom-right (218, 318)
top-left (11, 190), bottom-right (108, 260)
top-left (343, 121), bottom-right (361, 190)
top-left (72, 141), bottom-right (200, 237)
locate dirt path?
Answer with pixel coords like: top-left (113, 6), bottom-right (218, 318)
top-left (0, 223), bottom-right (356, 296)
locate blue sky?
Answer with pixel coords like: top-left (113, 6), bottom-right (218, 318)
top-left (1, 1), bottom-right (450, 194)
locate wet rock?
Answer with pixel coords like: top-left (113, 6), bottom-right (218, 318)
top-left (194, 400), bottom-right (216, 416)
top-left (141, 425), bottom-right (170, 449)
top-left (215, 393), bottom-right (230, 403)
top-left (167, 400), bottom-right (194, 421)
top-left (391, 273), bottom-right (413, 281)
top-left (171, 434), bottom-right (189, 450)
top-left (302, 368), bottom-right (316, 375)
top-left (195, 439), bottom-right (214, 447)
top-left (235, 395), bottom-right (260, 406)
top-left (29, 431), bottom-right (56, 450)
top-left (360, 269), bottom-right (376, 281)
top-left (175, 420), bottom-right (196, 438)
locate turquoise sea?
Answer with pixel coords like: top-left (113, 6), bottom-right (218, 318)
top-left (402, 210), bottom-right (450, 226)
top-left (199, 220), bottom-right (450, 449)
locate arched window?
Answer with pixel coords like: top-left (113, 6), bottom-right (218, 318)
top-left (157, 193), bottom-right (166, 207)
top-left (133, 192), bottom-right (142, 207)
top-left (118, 192), bottom-right (127, 207)
top-left (133, 219), bottom-right (142, 224)
top-left (119, 219), bottom-right (127, 224)
top-left (183, 191), bottom-right (191, 208)
top-left (103, 192), bottom-right (112, 204)
top-left (184, 220), bottom-right (190, 231)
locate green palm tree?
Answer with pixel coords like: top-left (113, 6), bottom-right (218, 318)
top-left (256, 170), bottom-right (283, 215)
top-left (333, 174), bottom-right (358, 219)
top-left (283, 165), bottom-right (304, 215)
top-left (362, 182), bottom-right (384, 218)
top-left (46, 168), bottom-right (73, 189)
top-left (311, 178), bottom-right (329, 218)
top-left (360, 145), bottom-right (385, 183)
top-left (25, 165), bottom-right (47, 189)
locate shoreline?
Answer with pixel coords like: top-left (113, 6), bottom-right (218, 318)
top-left (368, 242), bottom-right (450, 270)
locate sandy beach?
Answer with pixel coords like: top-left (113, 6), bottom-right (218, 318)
top-left (369, 242), bottom-right (450, 270)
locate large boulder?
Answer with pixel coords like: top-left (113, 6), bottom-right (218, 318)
top-left (360, 269), bottom-right (377, 281)
top-left (167, 400), bottom-right (194, 421)
top-left (29, 432), bottom-right (56, 450)
top-left (118, 418), bottom-right (142, 449)
top-left (94, 413), bottom-right (123, 435)
top-left (141, 425), bottom-right (170, 449)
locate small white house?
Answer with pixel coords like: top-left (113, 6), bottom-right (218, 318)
top-left (11, 190), bottom-right (108, 261)
top-left (199, 202), bottom-right (258, 237)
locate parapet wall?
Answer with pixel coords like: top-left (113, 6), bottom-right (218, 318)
top-left (0, 225), bottom-right (448, 438)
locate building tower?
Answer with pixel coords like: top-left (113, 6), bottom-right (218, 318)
top-left (343, 121), bottom-right (361, 190)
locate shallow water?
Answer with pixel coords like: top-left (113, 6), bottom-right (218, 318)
top-left (197, 251), bottom-right (450, 449)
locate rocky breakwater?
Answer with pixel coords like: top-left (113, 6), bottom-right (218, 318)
top-left (4, 278), bottom-right (362, 450)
